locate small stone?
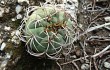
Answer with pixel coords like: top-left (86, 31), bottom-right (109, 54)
top-left (16, 14), bottom-right (22, 19)
top-left (79, 24), bottom-right (83, 28)
top-left (15, 30), bottom-right (21, 36)
top-left (70, 55), bottom-right (77, 58)
top-left (11, 31), bottom-right (15, 36)
top-left (81, 64), bottom-right (90, 70)
top-left (0, 7), bottom-right (4, 17)
top-left (11, 18), bottom-right (16, 21)
top-left (5, 53), bottom-right (11, 59)
top-left (16, 5), bottom-right (22, 14)
top-left (18, 0), bottom-right (29, 4)
top-left (11, 36), bottom-right (20, 44)
top-left (104, 17), bottom-right (110, 22)
top-left (0, 42), bottom-right (6, 51)
top-left (0, 60), bottom-right (8, 68)
top-left (11, 30), bottom-right (20, 36)
top-left (4, 26), bottom-right (11, 31)
top-left (104, 62), bottom-right (110, 69)
top-left (5, 7), bottom-right (10, 13)
top-left (1, 1), bottom-right (5, 4)
top-left (75, 48), bottom-right (82, 57)
top-left (109, 34), bottom-right (110, 37)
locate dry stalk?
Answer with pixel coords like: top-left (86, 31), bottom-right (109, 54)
top-left (85, 22), bottom-right (110, 33)
top-left (61, 56), bottom-right (89, 65)
top-left (72, 61), bottom-right (80, 70)
top-left (89, 57), bottom-right (92, 70)
top-left (56, 62), bottom-right (62, 70)
top-left (93, 57), bottom-right (99, 70)
top-left (93, 48), bottom-right (99, 70)
top-left (92, 45), bottom-right (110, 57)
top-left (61, 44), bottom-right (110, 66)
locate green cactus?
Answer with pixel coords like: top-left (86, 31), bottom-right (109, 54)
top-left (23, 6), bottom-right (74, 56)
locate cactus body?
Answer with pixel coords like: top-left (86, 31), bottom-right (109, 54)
top-left (22, 6), bottom-right (74, 57)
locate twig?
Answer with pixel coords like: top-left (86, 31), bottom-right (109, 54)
top-left (92, 45), bottom-right (110, 57)
top-left (72, 61), bottom-right (80, 70)
top-left (79, 42), bottom-right (88, 61)
top-left (70, 22), bottom-right (110, 44)
top-left (56, 62), bottom-right (62, 70)
top-left (85, 22), bottom-right (110, 33)
top-left (93, 48), bottom-right (98, 70)
top-left (93, 57), bottom-right (99, 70)
top-left (100, 56), bottom-right (110, 69)
top-left (61, 44), bottom-right (110, 66)
top-left (89, 57), bottom-right (92, 70)
top-left (91, 0), bottom-right (96, 15)
top-left (61, 56), bottom-right (89, 65)
top-left (91, 8), bottom-right (105, 22)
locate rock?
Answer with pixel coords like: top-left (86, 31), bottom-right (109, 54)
top-left (11, 31), bottom-right (15, 36)
top-left (81, 64), bottom-right (90, 70)
top-left (0, 42), bottom-right (6, 51)
top-left (15, 30), bottom-right (21, 36)
top-left (11, 18), bottom-right (16, 21)
top-left (16, 14), bottom-right (22, 19)
top-left (104, 17), bottom-right (110, 22)
top-left (0, 52), bottom-right (12, 70)
top-left (11, 36), bottom-right (20, 44)
top-left (1, 1), bottom-right (5, 4)
top-left (16, 5), bottom-right (22, 14)
top-left (11, 30), bottom-right (21, 36)
top-left (0, 7), bottom-right (4, 17)
top-left (75, 47), bottom-right (82, 57)
top-left (0, 60), bottom-right (8, 69)
top-left (18, 0), bottom-right (29, 4)
top-left (5, 52), bottom-right (12, 59)
top-left (4, 7), bottom-right (10, 13)
top-left (4, 26), bottom-right (11, 31)
top-left (104, 62), bottom-right (110, 69)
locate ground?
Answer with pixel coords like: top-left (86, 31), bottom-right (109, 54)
top-left (0, 0), bottom-right (110, 70)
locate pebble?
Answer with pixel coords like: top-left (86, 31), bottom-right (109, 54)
top-left (0, 60), bottom-right (8, 68)
top-left (15, 30), bottom-right (21, 36)
top-left (4, 7), bottom-right (10, 13)
top-left (11, 18), bottom-right (16, 21)
top-left (79, 24), bottom-right (83, 28)
top-left (18, 0), bottom-right (29, 4)
top-left (11, 36), bottom-right (20, 44)
top-left (1, 1), bottom-right (5, 4)
top-left (16, 14), bottom-right (22, 19)
top-left (11, 30), bottom-right (20, 36)
top-left (70, 55), bottom-right (77, 58)
top-left (4, 26), bottom-right (11, 31)
top-left (0, 42), bottom-right (6, 51)
top-left (104, 62), bottom-right (110, 69)
top-left (11, 31), bottom-right (15, 36)
top-left (81, 64), bottom-right (90, 70)
top-left (5, 53), bottom-right (12, 59)
top-left (104, 16), bottom-right (110, 22)
top-left (15, 5), bottom-right (22, 14)
top-left (0, 52), bottom-right (12, 69)
top-left (0, 7), bottom-right (4, 17)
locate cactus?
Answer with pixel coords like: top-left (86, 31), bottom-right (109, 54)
top-left (19, 5), bottom-right (75, 58)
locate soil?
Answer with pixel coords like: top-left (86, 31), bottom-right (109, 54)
top-left (0, 0), bottom-right (110, 70)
